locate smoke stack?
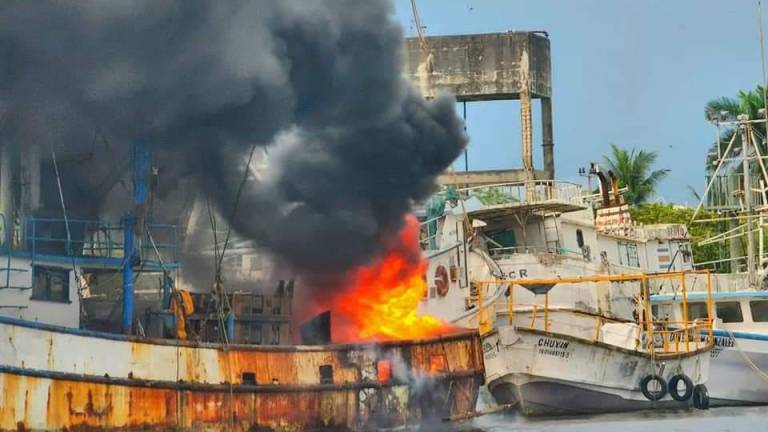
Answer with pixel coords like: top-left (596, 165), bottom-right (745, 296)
top-left (608, 171), bottom-right (621, 205)
top-left (595, 172), bottom-right (611, 207)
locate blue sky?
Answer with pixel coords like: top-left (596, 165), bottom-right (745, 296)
top-left (393, 0), bottom-right (768, 204)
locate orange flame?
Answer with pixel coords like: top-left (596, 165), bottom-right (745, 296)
top-left (329, 214), bottom-right (450, 342)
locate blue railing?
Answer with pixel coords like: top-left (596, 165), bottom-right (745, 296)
top-left (20, 216), bottom-right (178, 268)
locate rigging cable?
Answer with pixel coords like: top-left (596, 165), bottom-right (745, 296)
top-left (51, 149), bottom-right (85, 315)
top-left (217, 141), bottom-right (260, 273)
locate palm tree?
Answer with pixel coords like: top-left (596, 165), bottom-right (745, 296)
top-left (603, 144), bottom-right (669, 205)
top-left (704, 85), bottom-right (768, 173)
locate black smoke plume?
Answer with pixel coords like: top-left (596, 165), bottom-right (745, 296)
top-left (0, 1), bottom-right (466, 277)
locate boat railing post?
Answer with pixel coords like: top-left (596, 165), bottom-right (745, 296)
top-left (478, 281), bottom-right (489, 334)
top-left (593, 317), bottom-right (601, 342)
top-left (544, 292), bottom-right (549, 332)
top-left (706, 271), bottom-right (714, 347)
top-left (681, 273), bottom-right (689, 353)
top-left (30, 217), bottom-right (36, 268)
top-left (507, 282), bottom-right (514, 325)
top-left (642, 275), bottom-right (654, 353)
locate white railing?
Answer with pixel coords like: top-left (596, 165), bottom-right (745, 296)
top-left (460, 180), bottom-right (585, 208)
top-left (488, 245), bottom-right (586, 260)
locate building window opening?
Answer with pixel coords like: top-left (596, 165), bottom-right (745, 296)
top-left (576, 229), bottom-right (584, 248)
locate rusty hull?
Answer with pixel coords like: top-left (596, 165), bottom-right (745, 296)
top-left (0, 318), bottom-right (483, 431)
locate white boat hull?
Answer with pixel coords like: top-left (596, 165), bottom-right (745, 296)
top-left (707, 330), bottom-right (768, 405)
top-left (483, 326), bottom-right (710, 415)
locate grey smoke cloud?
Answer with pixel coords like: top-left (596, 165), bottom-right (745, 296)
top-left (0, 1), bottom-right (466, 275)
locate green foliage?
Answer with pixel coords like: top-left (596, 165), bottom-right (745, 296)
top-left (704, 85), bottom-right (768, 173)
top-left (603, 144), bottom-right (669, 205)
top-left (472, 187), bottom-right (517, 206)
top-left (629, 203), bottom-right (729, 270)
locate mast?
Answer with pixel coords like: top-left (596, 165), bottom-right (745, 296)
top-left (122, 142), bottom-right (150, 334)
top-left (739, 116), bottom-right (757, 286)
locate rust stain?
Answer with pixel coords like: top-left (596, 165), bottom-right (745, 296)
top-left (2, 332), bottom-right (484, 431)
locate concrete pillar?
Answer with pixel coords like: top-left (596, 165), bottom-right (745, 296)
top-left (541, 97), bottom-right (555, 179)
top-left (520, 90), bottom-right (534, 177)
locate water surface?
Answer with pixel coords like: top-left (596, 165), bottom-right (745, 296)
top-left (452, 406), bottom-right (765, 431)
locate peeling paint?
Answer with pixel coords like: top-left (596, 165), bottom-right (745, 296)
top-left (0, 318), bottom-right (483, 431)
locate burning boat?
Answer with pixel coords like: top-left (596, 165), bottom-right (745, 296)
top-left (0, 315), bottom-right (482, 431)
top-left (0, 143), bottom-right (482, 431)
top-left (0, 0), bottom-right (479, 429)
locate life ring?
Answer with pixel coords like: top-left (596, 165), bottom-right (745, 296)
top-left (639, 374), bottom-right (667, 401)
top-left (667, 374), bottom-right (694, 402)
top-left (692, 384), bottom-right (710, 410)
top-left (434, 265), bottom-right (449, 297)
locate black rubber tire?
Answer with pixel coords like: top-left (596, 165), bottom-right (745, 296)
top-left (693, 384), bottom-right (710, 410)
top-left (668, 374), bottom-right (694, 402)
top-left (640, 374), bottom-right (668, 401)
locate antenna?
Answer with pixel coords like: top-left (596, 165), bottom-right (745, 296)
top-left (759, 1), bottom-right (768, 117)
top-left (410, 0), bottom-right (429, 57)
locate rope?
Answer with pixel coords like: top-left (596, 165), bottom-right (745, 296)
top-left (213, 143), bottom-right (261, 429)
top-left (205, 196), bottom-right (235, 429)
top-left (216, 141), bottom-right (259, 273)
top-left (51, 149), bottom-right (85, 315)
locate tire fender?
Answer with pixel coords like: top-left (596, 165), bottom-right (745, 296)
top-left (693, 384), bottom-right (710, 410)
top-left (639, 374), bottom-right (668, 401)
top-left (668, 374), bottom-right (694, 402)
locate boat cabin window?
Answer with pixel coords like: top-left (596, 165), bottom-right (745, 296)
top-left (617, 242), bottom-right (640, 267)
top-left (31, 266), bottom-right (70, 303)
top-left (576, 229), bottom-right (585, 248)
top-left (681, 244), bottom-right (691, 263)
top-left (685, 302), bottom-right (709, 321)
top-left (716, 302), bottom-right (744, 323)
top-left (653, 303), bottom-right (674, 320)
top-left (750, 301), bottom-right (768, 322)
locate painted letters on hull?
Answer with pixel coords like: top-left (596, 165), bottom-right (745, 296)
top-left (483, 327), bottom-right (710, 415)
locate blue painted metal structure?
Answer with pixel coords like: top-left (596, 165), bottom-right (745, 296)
top-left (122, 142), bottom-right (152, 334)
top-left (227, 312), bottom-right (236, 341)
top-left (651, 290), bottom-right (768, 302)
top-left (121, 215), bottom-right (136, 334)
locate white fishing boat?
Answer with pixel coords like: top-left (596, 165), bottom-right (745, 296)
top-left (652, 290), bottom-right (768, 406)
top-left (645, 112), bottom-right (768, 407)
top-left (418, 178), bottom-right (715, 415)
top-left (408, 26), bottom-right (715, 415)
